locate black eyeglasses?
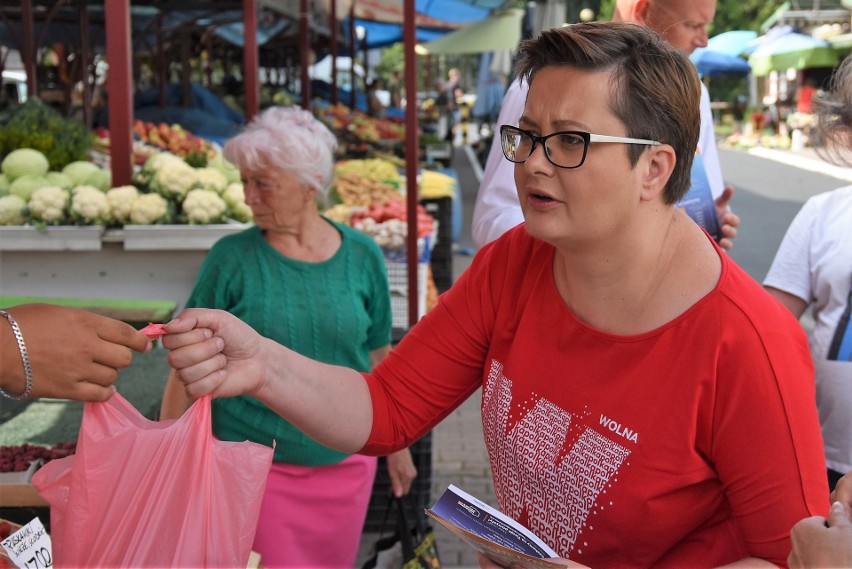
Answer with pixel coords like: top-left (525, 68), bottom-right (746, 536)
top-left (500, 125), bottom-right (661, 169)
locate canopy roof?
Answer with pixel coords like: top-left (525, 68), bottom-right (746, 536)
top-left (352, 0), bottom-right (511, 49)
top-left (749, 31), bottom-right (839, 76)
top-left (416, 8), bottom-right (523, 55)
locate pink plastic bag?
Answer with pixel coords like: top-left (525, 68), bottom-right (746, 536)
top-left (32, 393), bottom-right (273, 568)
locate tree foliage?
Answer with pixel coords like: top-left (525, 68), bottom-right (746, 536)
top-left (711, 0), bottom-right (786, 35)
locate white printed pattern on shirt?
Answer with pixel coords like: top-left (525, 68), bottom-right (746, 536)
top-left (481, 360), bottom-right (631, 557)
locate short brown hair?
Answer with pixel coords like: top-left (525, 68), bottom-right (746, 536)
top-left (514, 21), bottom-right (701, 204)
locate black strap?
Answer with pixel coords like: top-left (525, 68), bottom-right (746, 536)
top-left (827, 278), bottom-right (852, 361)
top-left (376, 493), bottom-right (397, 539)
top-left (395, 496), bottom-right (417, 561)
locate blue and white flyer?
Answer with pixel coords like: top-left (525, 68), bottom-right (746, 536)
top-left (677, 154), bottom-right (722, 241)
top-left (427, 484), bottom-right (564, 568)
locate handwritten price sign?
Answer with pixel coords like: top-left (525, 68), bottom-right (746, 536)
top-left (1, 518), bottom-right (52, 568)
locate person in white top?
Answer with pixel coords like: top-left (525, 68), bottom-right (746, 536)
top-left (472, 0), bottom-right (741, 249)
top-left (778, 54), bottom-right (852, 569)
top-left (764, 55), bottom-right (852, 495)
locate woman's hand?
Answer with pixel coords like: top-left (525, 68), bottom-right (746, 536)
top-left (1, 304), bottom-right (150, 401)
top-left (386, 448), bottom-right (417, 497)
top-left (163, 308), bottom-right (269, 400)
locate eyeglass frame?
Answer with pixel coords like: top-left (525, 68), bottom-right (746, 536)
top-left (499, 124), bottom-right (662, 169)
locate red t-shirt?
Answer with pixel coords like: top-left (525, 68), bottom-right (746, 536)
top-left (362, 226), bottom-right (828, 567)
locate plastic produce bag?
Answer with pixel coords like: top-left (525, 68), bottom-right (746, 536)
top-left (32, 393), bottom-right (273, 568)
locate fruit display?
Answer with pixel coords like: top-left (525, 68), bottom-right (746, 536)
top-left (350, 197), bottom-right (435, 239)
top-left (316, 103), bottom-right (407, 156)
top-left (0, 442), bottom-right (76, 474)
top-left (335, 158), bottom-right (402, 185)
top-left (132, 120), bottom-right (217, 163)
top-left (419, 169), bottom-right (457, 199)
top-left (0, 519), bottom-right (22, 568)
top-left (333, 171), bottom-right (401, 207)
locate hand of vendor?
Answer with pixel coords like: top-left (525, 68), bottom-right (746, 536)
top-left (163, 308), bottom-right (269, 399)
top-left (0, 304), bottom-right (151, 401)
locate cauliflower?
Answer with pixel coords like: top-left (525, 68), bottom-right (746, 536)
top-left (150, 159), bottom-right (199, 199)
top-left (194, 167), bottom-right (229, 194)
top-left (27, 186), bottom-right (70, 225)
top-left (105, 185), bottom-right (140, 224)
top-left (129, 193), bottom-right (170, 225)
top-left (181, 188), bottom-right (227, 224)
top-left (70, 185), bottom-right (111, 225)
top-left (0, 195), bottom-right (26, 225)
top-left (143, 151), bottom-right (185, 173)
top-left (1, 148), bottom-right (50, 181)
top-left (222, 182), bottom-right (253, 223)
top-left (134, 151), bottom-right (185, 190)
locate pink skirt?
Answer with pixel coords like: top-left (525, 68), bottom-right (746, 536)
top-left (252, 454), bottom-right (378, 568)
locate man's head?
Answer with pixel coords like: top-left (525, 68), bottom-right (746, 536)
top-left (613, 0), bottom-right (716, 55)
top-left (514, 21), bottom-right (701, 203)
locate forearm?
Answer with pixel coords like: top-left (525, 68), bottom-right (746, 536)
top-left (254, 340), bottom-right (374, 453)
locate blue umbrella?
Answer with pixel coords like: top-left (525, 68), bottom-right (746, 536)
top-left (706, 30), bottom-right (758, 56)
top-left (690, 48), bottom-right (752, 77)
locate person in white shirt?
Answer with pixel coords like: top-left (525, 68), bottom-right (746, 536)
top-left (764, 54), bottom-right (852, 496)
top-left (472, 0), bottom-right (740, 250)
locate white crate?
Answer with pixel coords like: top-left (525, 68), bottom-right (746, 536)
top-left (386, 261), bottom-right (428, 330)
top-left (0, 226), bottom-right (104, 251)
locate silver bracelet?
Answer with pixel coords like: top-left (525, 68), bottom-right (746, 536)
top-left (0, 310), bottom-right (33, 400)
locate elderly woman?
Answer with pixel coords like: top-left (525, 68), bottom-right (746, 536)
top-left (163, 23), bottom-right (827, 567)
top-left (159, 106), bottom-right (416, 568)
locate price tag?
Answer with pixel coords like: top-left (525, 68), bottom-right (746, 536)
top-left (1, 518), bottom-right (52, 568)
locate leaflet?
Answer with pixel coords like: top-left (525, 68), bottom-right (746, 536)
top-left (677, 154), bottom-right (722, 241)
top-left (426, 484), bottom-right (566, 569)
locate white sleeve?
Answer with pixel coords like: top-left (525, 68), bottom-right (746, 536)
top-left (763, 197), bottom-right (818, 303)
top-left (471, 79), bottom-right (527, 248)
top-left (699, 84), bottom-right (725, 200)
